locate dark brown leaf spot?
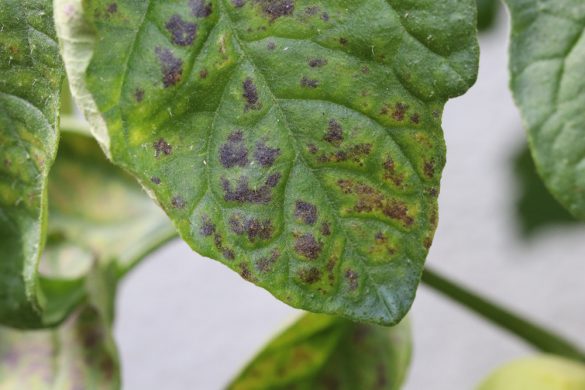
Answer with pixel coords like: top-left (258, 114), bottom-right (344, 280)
top-left (321, 12), bottom-right (329, 21)
top-left (424, 237), bottom-right (433, 250)
top-left (321, 222), bottom-right (331, 236)
top-left (326, 257), bottom-right (336, 284)
top-left (375, 232), bottom-right (387, 243)
top-left (427, 187), bottom-right (439, 197)
top-left (151, 176), bottom-right (161, 185)
top-left (255, 0), bottom-right (295, 21)
top-left (383, 158), bottom-right (404, 186)
top-left (189, 0), bottom-right (213, 17)
top-left (294, 233), bottom-right (322, 260)
top-left (106, 3), bottom-right (117, 14)
top-left (219, 130), bottom-right (249, 168)
top-left (339, 37), bottom-right (348, 45)
top-left (424, 160), bottom-right (436, 178)
top-left (171, 195), bottom-right (186, 209)
top-left (324, 119), bottom-right (343, 146)
top-left (155, 47), bottom-right (183, 87)
top-left (243, 78), bottom-right (261, 110)
top-left (304, 6), bottom-right (320, 15)
top-left (254, 142), bottom-right (281, 167)
top-left (410, 113), bottom-right (420, 124)
top-left (134, 88), bottom-right (144, 102)
top-left (298, 267), bottom-right (322, 284)
top-left (232, 0), bottom-right (246, 7)
top-left (153, 138), bottom-right (172, 157)
top-left (221, 173), bottom-right (281, 204)
top-left (392, 103), bottom-right (407, 121)
top-left (229, 214), bottom-right (273, 242)
top-left (345, 269), bottom-right (358, 291)
top-left (337, 180), bottom-right (414, 226)
top-left (300, 76), bottom-right (319, 88)
top-left (200, 216), bottom-right (216, 236)
top-left (166, 15), bottom-right (197, 46)
top-left (237, 263), bottom-right (254, 281)
top-left (294, 201), bottom-right (318, 225)
top-left (308, 58), bottom-right (327, 68)
top-left (307, 144), bottom-right (318, 154)
top-left (211, 231), bottom-right (235, 260)
top-left (317, 144), bottom-right (372, 165)
top-left (256, 250), bottom-right (279, 273)
top-left (267, 41), bottom-right (276, 50)
top-left (199, 69), bottom-right (208, 79)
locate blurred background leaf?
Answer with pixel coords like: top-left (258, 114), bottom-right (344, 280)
top-left (477, 0), bottom-right (500, 32)
top-left (477, 355), bottom-right (585, 390)
top-left (228, 313), bottom-right (411, 390)
top-left (0, 129), bottom-right (177, 389)
top-left (0, 265), bottom-right (120, 390)
top-left (513, 145), bottom-right (578, 237)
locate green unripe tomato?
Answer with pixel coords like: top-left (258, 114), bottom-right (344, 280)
top-left (478, 355), bottom-right (585, 390)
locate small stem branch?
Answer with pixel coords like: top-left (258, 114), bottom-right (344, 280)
top-left (422, 267), bottom-right (585, 363)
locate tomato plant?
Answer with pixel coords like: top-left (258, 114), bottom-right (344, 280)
top-left (0, 0), bottom-right (584, 388)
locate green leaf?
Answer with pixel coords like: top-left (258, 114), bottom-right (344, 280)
top-left (56, 0), bottom-right (479, 325)
top-left (506, 0), bottom-right (585, 220)
top-left (0, 265), bottom-right (121, 390)
top-left (228, 313), bottom-right (411, 390)
top-left (0, 132), bottom-right (175, 387)
top-left (513, 145), bottom-right (578, 236)
top-left (476, 0), bottom-right (499, 31)
top-left (0, 0), bottom-right (69, 328)
top-left (477, 355), bottom-right (585, 390)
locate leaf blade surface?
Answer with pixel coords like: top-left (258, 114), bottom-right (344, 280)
top-left (57, 0), bottom-right (479, 325)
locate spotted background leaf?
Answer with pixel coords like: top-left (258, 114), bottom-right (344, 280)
top-left (0, 265), bottom-right (121, 390)
top-left (0, 0), bottom-right (70, 328)
top-left (228, 313), bottom-right (411, 390)
top-left (57, 0), bottom-right (479, 325)
top-left (507, 0), bottom-right (585, 220)
top-left (0, 131), bottom-right (175, 388)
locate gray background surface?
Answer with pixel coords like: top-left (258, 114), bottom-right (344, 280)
top-left (114, 13), bottom-right (585, 390)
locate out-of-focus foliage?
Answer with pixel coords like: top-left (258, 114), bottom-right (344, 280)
top-left (477, 0), bottom-right (500, 31)
top-left (507, 0), bottom-right (585, 220)
top-left (229, 313), bottom-right (411, 390)
top-left (477, 355), bottom-right (585, 390)
top-left (513, 145), bottom-right (577, 236)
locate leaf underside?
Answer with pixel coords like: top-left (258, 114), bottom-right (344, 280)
top-left (57, 0), bottom-right (478, 325)
top-left (0, 0), bottom-right (66, 328)
top-left (507, 0), bottom-right (585, 220)
top-left (228, 313), bottom-right (412, 390)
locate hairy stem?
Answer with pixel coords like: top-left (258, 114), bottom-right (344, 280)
top-left (422, 267), bottom-right (585, 362)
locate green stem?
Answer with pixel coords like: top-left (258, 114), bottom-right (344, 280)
top-left (422, 267), bottom-right (585, 363)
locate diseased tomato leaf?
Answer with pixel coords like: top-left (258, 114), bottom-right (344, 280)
top-left (228, 313), bottom-right (411, 390)
top-left (57, 0), bottom-right (479, 325)
top-left (507, 0), bottom-right (585, 220)
top-left (0, 0), bottom-right (70, 328)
